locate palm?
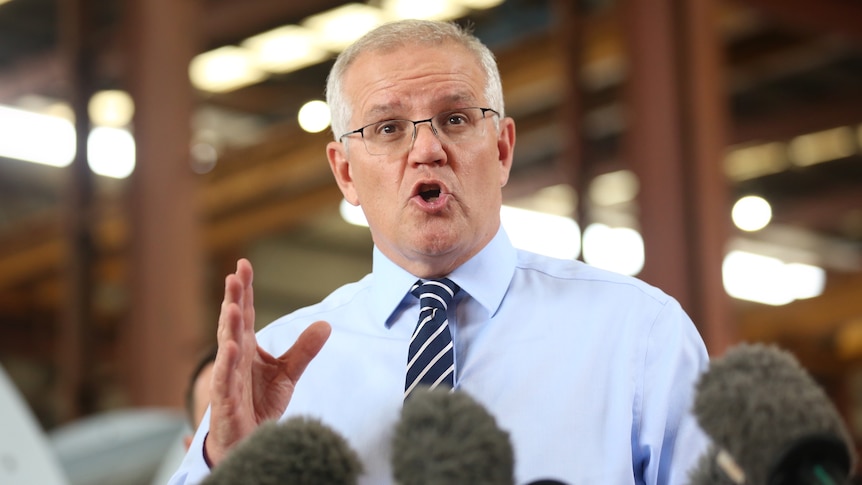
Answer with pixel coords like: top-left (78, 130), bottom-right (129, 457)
top-left (249, 347), bottom-right (299, 422)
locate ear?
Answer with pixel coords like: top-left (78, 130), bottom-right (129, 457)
top-left (496, 117), bottom-right (516, 187)
top-left (327, 140), bottom-right (360, 205)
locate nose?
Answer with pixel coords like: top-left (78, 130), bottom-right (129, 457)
top-left (411, 120), bottom-right (438, 145)
top-left (407, 121), bottom-right (445, 163)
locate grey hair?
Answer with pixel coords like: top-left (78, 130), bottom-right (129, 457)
top-left (325, 19), bottom-right (505, 141)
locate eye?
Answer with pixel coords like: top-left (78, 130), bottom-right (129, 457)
top-left (373, 120), bottom-right (407, 137)
top-left (444, 112), bottom-right (470, 126)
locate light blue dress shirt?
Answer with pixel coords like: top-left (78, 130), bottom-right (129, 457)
top-left (170, 227), bottom-right (709, 485)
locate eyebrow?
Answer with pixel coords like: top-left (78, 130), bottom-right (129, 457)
top-left (363, 93), bottom-right (479, 122)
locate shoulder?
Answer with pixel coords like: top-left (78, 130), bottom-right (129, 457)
top-left (513, 249), bottom-right (675, 306)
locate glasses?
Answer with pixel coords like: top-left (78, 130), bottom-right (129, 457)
top-left (339, 107), bottom-right (500, 156)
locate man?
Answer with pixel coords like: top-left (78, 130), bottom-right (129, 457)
top-left (170, 19), bottom-right (709, 485)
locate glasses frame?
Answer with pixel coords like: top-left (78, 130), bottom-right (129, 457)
top-left (338, 107), bottom-right (500, 156)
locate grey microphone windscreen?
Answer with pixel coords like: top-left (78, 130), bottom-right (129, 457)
top-left (392, 387), bottom-right (514, 485)
top-left (693, 343), bottom-right (855, 485)
top-left (201, 416), bottom-right (362, 485)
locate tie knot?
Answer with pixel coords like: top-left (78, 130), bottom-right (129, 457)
top-left (411, 278), bottom-right (460, 310)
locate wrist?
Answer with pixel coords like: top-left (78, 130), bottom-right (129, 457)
top-left (202, 432), bottom-right (217, 469)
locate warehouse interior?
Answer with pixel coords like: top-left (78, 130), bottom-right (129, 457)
top-left (0, 0), bottom-right (861, 483)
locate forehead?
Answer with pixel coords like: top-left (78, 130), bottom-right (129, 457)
top-left (342, 41), bottom-right (487, 120)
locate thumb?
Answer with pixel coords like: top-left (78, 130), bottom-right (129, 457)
top-left (281, 321), bottom-right (332, 382)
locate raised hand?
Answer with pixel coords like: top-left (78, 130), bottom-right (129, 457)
top-left (204, 258), bottom-right (331, 466)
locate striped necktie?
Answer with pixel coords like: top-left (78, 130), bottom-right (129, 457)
top-left (404, 278), bottom-right (460, 399)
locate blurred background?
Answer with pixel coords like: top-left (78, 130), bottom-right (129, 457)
top-left (0, 0), bottom-right (860, 483)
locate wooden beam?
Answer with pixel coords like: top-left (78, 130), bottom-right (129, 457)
top-left (201, 134), bottom-right (333, 217)
top-left (679, 0), bottom-right (738, 355)
top-left (124, 0), bottom-right (205, 408)
top-left (731, 94), bottom-right (862, 145)
top-left (742, 0), bottom-right (862, 43)
top-left (56, 0), bottom-right (101, 420)
top-left (207, 184), bottom-right (343, 253)
top-left (622, 0), bottom-right (692, 307)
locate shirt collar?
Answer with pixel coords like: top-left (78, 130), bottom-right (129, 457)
top-left (370, 226), bottom-right (517, 326)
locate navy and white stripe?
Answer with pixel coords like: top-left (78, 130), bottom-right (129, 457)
top-left (404, 278), bottom-right (460, 399)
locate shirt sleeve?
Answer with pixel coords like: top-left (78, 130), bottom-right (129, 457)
top-left (636, 297), bottom-right (711, 485)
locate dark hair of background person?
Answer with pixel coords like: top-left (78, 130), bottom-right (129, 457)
top-left (184, 345), bottom-right (218, 428)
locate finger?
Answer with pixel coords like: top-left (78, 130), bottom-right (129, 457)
top-left (236, 258), bottom-right (256, 334)
top-left (205, 337), bottom-right (242, 466)
top-left (280, 321), bottom-right (332, 383)
top-left (214, 295), bottom-right (245, 399)
top-left (214, 270), bottom-right (253, 400)
top-left (218, 272), bottom-right (247, 349)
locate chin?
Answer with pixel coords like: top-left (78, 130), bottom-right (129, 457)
top-left (410, 229), bottom-right (461, 256)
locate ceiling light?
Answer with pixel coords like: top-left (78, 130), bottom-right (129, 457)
top-left (722, 250), bottom-right (826, 305)
top-left (460, 0), bottom-right (505, 9)
top-left (588, 170), bottom-right (639, 206)
top-left (297, 100), bottom-right (331, 133)
top-left (582, 223), bottom-right (644, 276)
top-left (784, 262), bottom-right (826, 300)
top-left (340, 199), bottom-right (367, 227)
top-left (724, 142), bottom-right (787, 181)
top-left (502, 206), bottom-right (581, 260)
top-left (722, 251), bottom-right (793, 305)
top-left (789, 126), bottom-right (856, 167)
top-left (87, 127), bottom-right (136, 179)
top-left (0, 105), bottom-right (75, 167)
top-left (302, 4), bottom-right (386, 52)
top-left (509, 183), bottom-right (577, 217)
top-left (89, 90), bottom-right (134, 127)
top-left (189, 46), bottom-right (266, 93)
top-left (243, 25), bottom-right (330, 73)
top-left (732, 195), bottom-right (772, 232)
top-left (381, 0), bottom-right (467, 21)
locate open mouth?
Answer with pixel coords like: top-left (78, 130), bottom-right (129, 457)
top-left (418, 184), bottom-right (442, 202)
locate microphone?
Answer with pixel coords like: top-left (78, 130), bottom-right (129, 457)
top-left (687, 445), bottom-right (741, 485)
top-left (201, 416), bottom-right (362, 485)
top-left (392, 387), bottom-right (515, 485)
top-left (691, 343), bottom-right (856, 485)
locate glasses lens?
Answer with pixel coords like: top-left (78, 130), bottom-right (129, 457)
top-left (434, 108), bottom-right (487, 144)
top-left (363, 119), bottom-right (412, 156)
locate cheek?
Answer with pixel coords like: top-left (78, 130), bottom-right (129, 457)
top-left (353, 165), bottom-right (404, 208)
top-left (465, 151), bottom-right (503, 190)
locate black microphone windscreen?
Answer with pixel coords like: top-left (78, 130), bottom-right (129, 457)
top-left (693, 343), bottom-right (855, 485)
top-left (392, 387), bottom-right (514, 485)
top-left (201, 416), bottom-right (362, 485)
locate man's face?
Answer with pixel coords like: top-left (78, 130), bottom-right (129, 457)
top-left (326, 42), bottom-right (516, 277)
